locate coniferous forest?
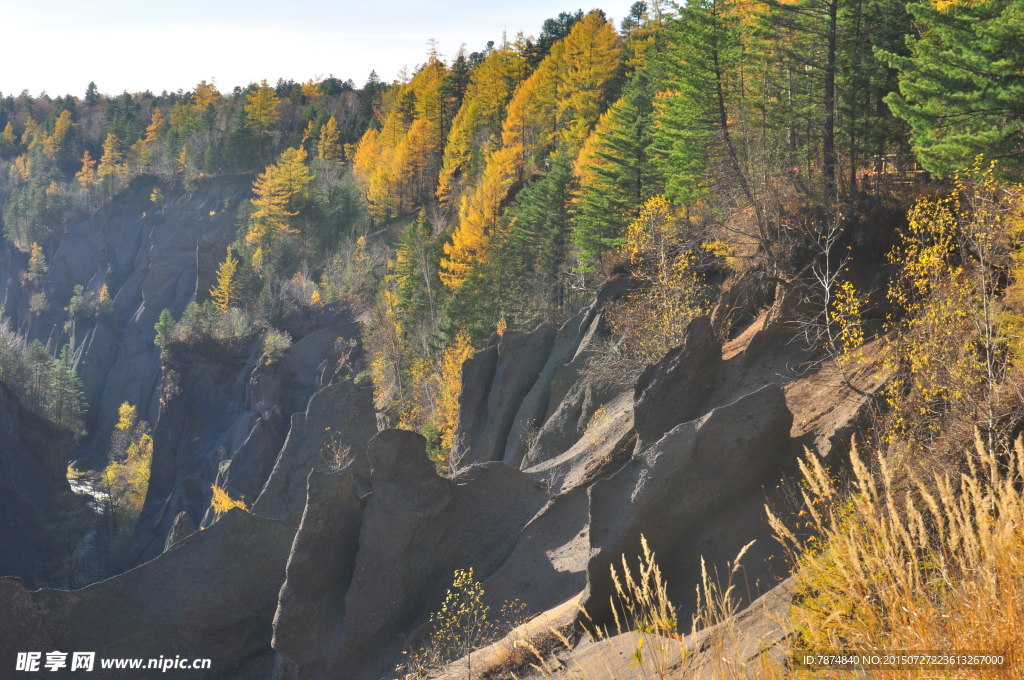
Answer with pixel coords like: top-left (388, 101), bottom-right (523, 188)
top-left (1, 1), bottom-right (1024, 678)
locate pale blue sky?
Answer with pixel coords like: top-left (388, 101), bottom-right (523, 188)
top-left (1, 0), bottom-right (637, 97)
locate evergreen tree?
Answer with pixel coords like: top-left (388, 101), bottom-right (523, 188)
top-left (880, 0), bottom-right (1024, 177)
top-left (656, 0), bottom-right (749, 206)
top-left (573, 71), bottom-right (661, 269)
top-left (154, 309), bottom-right (175, 348)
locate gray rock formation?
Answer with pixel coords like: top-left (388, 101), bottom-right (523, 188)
top-left (272, 468), bottom-right (365, 679)
top-left (632, 315), bottom-right (722, 448)
top-left (451, 324), bottom-right (557, 469)
top-left (252, 377), bottom-right (376, 522)
top-left (585, 384), bottom-right (795, 621)
top-left (163, 511), bottom-right (196, 551)
top-left (0, 509), bottom-right (294, 679)
top-left (130, 307), bottom-right (363, 564)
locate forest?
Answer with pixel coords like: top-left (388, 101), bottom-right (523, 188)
top-left (1, 0), bottom-right (1023, 677)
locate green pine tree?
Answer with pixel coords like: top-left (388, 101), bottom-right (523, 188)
top-left (572, 71), bottom-right (662, 269)
top-left (880, 0), bottom-right (1024, 178)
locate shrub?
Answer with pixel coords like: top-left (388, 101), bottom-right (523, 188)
top-left (210, 485), bottom-right (248, 515)
top-left (169, 301), bottom-right (255, 344)
top-left (397, 568), bottom-right (527, 680)
top-left (604, 197), bottom-right (710, 365)
top-left (261, 327), bottom-right (292, 363)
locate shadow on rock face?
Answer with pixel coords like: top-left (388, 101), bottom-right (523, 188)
top-left (585, 384), bottom-right (796, 624)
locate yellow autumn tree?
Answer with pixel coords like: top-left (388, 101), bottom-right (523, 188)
top-left (439, 145), bottom-right (520, 288)
top-left (350, 56), bottom-right (447, 221)
top-left (0, 122), bottom-right (15, 154)
top-left (209, 247), bottom-right (239, 311)
top-left (103, 433), bottom-right (152, 519)
top-left (192, 80), bottom-right (220, 109)
top-left (880, 162), bottom-right (1024, 454)
top-left (437, 329), bottom-right (475, 451)
top-left (28, 242), bottom-right (47, 274)
top-left (144, 106), bottom-right (166, 147)
top-left (317, 116), bottom-right (342, 163)
top-left (42, 110), bottom-right (73, 159)
top-left (103, 402), bottom-right (153, 522)
top-left (300, 78), bottom-right (323, 100)
top-left (97, 132), bottom-right (125, 188)
top-left (12, 154), bottom-right (31, 182)
top-left (606, 196), bottom-right (709, 363)
top-left (21, 118), bottom-right (40, 149)
top-left (76, 150), bottom-right (97, 188)
top-left (437, 40), bottom-right (529, 210)
top-left (245, 147), bottom-right (314, 262)
top-left (176, 146), bottom-right (189, 175)
top-left (245, 79), bottom-right (281, 134)
top-left (439, 11), bottom-right (621, 288)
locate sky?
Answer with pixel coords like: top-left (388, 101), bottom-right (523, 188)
top-left (1, 0), bottom-right (638, 98)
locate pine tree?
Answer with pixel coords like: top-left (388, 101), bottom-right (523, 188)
top-left (210, 247), bottom-right (239, 311)
top-left (154, 308), bottom-right (175, 348)
top-left (573, 70), bottom-right (662, 269)
top-left (387, 211), bottom-right (442, 344)
top-left (880, 0), bottom-right (1024, 177)
top-left (657, 0), bottom-right (746, 205)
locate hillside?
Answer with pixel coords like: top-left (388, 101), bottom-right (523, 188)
top-left (1, 1), bottom-right (1023, 679)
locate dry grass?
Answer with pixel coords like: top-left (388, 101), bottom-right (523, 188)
top-left (517, 537), bottom-right (785, 680)
top-left (768, 432), bottom-right (1024, 679)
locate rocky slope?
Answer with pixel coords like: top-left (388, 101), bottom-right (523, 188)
top-left (0, 264), bottom-right (889, 679)
top-left (0, 175), bottom-right (251, 470)
top-left (0, 172), bottom-right (888, 678)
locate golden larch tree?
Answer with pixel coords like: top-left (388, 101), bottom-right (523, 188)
top-left (42, 110), bottom-right (74, 159)
top-left (300, 78), bottom-right (323, 100)
top-left (245, 147), bottom-right (314, 258)
top-left (76, 151), bottom-right (97, 188)
top-left (439, 12), bottom-right (621, 288)
top-left (317, 116), bottom-right (342, 163)
top-left (193, 80), bottom-right (221, 109)
top-left (245, 80), bottom-right (281, 134)
top-left (0, 122), bottom-right (15, 153)
top-left (210, 247), bottom-right (239, 311)
top-left (97, 133), bottom-right (124, 185)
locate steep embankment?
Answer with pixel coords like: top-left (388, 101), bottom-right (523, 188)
top-left (0, 380), bottom-right (87, 588)
top-left (0, 275), bottom-right (888, 680)
top-left (0, 175), bottom-right (252, 469)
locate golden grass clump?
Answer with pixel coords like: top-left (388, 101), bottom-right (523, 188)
top-left (768, 433), bottom-right (1024, 679)
top-left (522, 536), bottom-right (783, 680)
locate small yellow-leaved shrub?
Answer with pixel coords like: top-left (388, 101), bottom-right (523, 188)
top-left (209, 485), bottom-right (248, 515)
